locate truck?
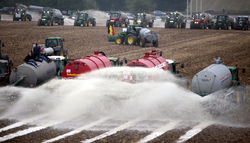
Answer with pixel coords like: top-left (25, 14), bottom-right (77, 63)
top-left (74, 11), bottom-right (96, 27)
top-left (191, 57), bottom-right (246, 101)
top-left (106, 11), bottom-right (129, 27)
top-left (38, 7), bottom-right (64, 26)
top-left (214, 14), bottom-right (235, 30)
top-left (44, 36), bottom-right (68, 58)
top-left (0, 41), bottom-right (13, 86)
top-left (134, 13), bottom-right (154, 28)
top-left (113, 24), bottom-right (159, 47)
top-left (13, 3), bottom-right (32, 21)
top-left (234, 16), bottom-right (249, 30)
top-left (165, 11), bottom-right (186, 28)
top-left (190, 13), bottom-right (214, 29)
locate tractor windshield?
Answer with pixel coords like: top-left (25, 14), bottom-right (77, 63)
top-left (170, 13), bottom-right (178, 18)
top-left (42, 11), bottom-right (51, 17)
top-left (194, 14), bottom-right (201, 20)
top-left (217, 15), bottom-right (226, 21)
top-left (46, 39), bottom-right (58, 47)
top-left (0, 63), bottom-right (8, 74)
top-left (15, 6), bottom-right (24, 14)
top-left (110, 13), bottom-right (119, 18)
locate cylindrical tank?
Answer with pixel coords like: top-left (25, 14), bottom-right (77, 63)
top-left (227, 15), bottom-right (234, 23)
top-left (42, 47), bottom-right (54, 56)
top-left (9, 60), bottom-right (56, 87)
top-left (28, 5), bottom-right (44, 12)
top-left (52, 9), bottom-right (63, 18)
top-left (61, 51), bottom-right (112, 79)
top-left (191, 63), bottom-right (232, 96)
top-left (202, 13), bottom-right (212, 21)
top-left (126, 50), bottom-right (169, 70)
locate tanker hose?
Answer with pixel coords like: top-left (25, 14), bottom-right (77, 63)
top-left (12, 76), bottom-right (25, 86)
top-left (98, 51), bottom-right (106, 56)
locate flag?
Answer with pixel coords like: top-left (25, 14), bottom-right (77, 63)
top-left (109, 25), bottom-right (115, 36)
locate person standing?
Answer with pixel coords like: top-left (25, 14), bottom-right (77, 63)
top-left (33, 43), bottom-right (41, 57)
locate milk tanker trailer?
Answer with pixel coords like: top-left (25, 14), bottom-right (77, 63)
top-left (191, 57), bottom-right (246, 103)
top-left (9, 48), bottom-right (56, 87)
top-left (190, 13), bottom-right (214, 29)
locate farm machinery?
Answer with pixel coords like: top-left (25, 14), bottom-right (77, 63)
top-left (69, 10), bottom-right (78, 20)
top-left (13, 3), bottom-right (32, 21)
top-left (191, 57), bottom-right (246, 102)
top-left (215, 14), bottom-right (235, 30)
top-left (74, 11), bottom-right (96, 27)
top-left (0, 41), bottom-right (13, 86)
top-left (165, 11), bottom-right (186, 28)
top-left (38, 7), bottom-right (64, 26)
top-left (44, 36), bottom-right (68, 58)
top-left (134, 13), bottom-right (154, 28)
top-left (111, 24), bottom-right (159, 47)
top-left (106, 11), bottom-right (130, 27)
top-left (234, 16), bottom-right (249, 30)
top-left (190, 13), bottom-right (214, 29)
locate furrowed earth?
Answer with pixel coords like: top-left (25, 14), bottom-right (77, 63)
top-left (0, 19), bottom-right (250, 143)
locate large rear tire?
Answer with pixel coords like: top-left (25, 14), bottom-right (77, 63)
top-left (231, 23), bottom-right (234, 29)
top-left (140, 37), bottom-right (146, 47)
top-left (83, 21), bottom-right (87, 27)
top-left (244, 25), bottom-right (247, 31)
top-left (174, 22), bottom-right (178, 28)
top-left (115, 21), bottom-right (119, 27)
top-left (224, 23), bottom-right (227, 30)
top-left (165, 22), bottom-right (169, 28)
top-left (74, 20), bottom-right (77, 26)
top-left (92, 21), bottom-right (96, 26)
top-left (126, 34), bottom-right (136, 45)
top-left (47, 20), bottom-right (51, 26)
top-left (115, 36), bottom-right (124, 45)
top-left (153, 39), bottom-right (158, 47)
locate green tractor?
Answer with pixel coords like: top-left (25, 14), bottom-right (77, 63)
top-left (47, 56), bottom-right (68, 77)
top-left (215, 14), bottom-right (234, 30)
top-left (13, 3), bottom-right (32, 21)
top-left (165, 11), bottom-right (186, 28)
top-left (45, 36), bottom-right (68, 58)
top-left (74, 11), bottom-right (96, 27)
top-left (134, 13), bottom-right (154, 28)
top-left (38, 7), bottom-right (64, 26)
top-left (69, 10), bottom-right (78, 20)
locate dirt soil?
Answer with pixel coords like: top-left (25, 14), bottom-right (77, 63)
top-left (0, 21), bottom-right (250, 142)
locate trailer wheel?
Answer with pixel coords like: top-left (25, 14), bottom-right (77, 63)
top-left (224, 23), bottom-right (227, 30)
top-left (38, 19), bottom-right (41, 26)
top-left (92, 21), bottom-right (96, 26)
top-left (140, 37), bottom-right (146, 47)
top-left (174, 22), bottom-right (178, 28)
top-left (126, 34), bottom-right (136, 45)
top-left (63, 49), bottom-right (68, 59)
top-left (74, 20), bottom-right (77, 26)
top-left (61, 20), bottom-right (64, 25)
top-left (115, 36), bottom-right (124, 45)
top-left (83, 21), bottom-right (87, 27)
top-left (51, 18), bottom-right (55, 26)
top-left (165, 22), bottom-right (169, 28)
top-left (119, 21), bottom-right (122, 27)
top-left (153, 39), bottom-right (158, 47)
top-left (231, 23), bottom-right (234, 29)
top-left (142, 22), bottom-right (147, 28)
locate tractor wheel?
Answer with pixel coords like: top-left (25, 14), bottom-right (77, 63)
top-left (119, 21), bottom-right (122, 27)
top-left (224, 23), bottom-right (227, 30)
top-left (115, 21), bottom-right (119, 27)
top-left (74, 20), bottom-right (77, 26)
top-left (25, 15), bottom-right (28, 21)
top-left (200, 23), bottom-right (204, 29)
top-left (88, 20), bottom-right (91, 26)
top-left (115, 36), bottom-right (124, 45)
top-left (58, 20), bottom-right (61, 25)
top-left (63, 49), bottom-right (68, 59)
top-left (174, 22), bottom-right (178, 28)
top-left (190, 22), bottom-right (194, 29)
top-left (13, 16), bottom-right (15, 21)
top-left (106, 21), bottom-right (109, 27)
top-left (231, 23), bottom-right (234, 29)
top-left (47, 20), bottom-right (51, 26)
top-left (92, 21), bottom-right (96, 26)
top-left (165, 22), bottom-right (169, 28)
top-left (59, 49), bottom-right (64, 56)
top-left (140, 37), bottom-right (146, 47)
top-left (244, 25), bottom-right (247, 31)
top-left (83, 21), bottom-right (87, 27)
top-left (179, 22), bottom-right (181, 28)
top-left (38, 19), bottom-right (41, 26)
top-left (142, 22), bottom-right (147, 28)
top-left (153, 39), bottom-right (158, 47)
top-left (133, 37), bottom-right (138, 45)
top-left (29, 17), bottom-right (31, 21)
top-left (205, 21), bottom-right (208, 29)
top-left (126, 34), bottom-right (136, 45)
top-left (52, 18), bottom-right (55, 26)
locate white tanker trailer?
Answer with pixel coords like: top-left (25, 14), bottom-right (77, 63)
top-left (191, 57), bottom-right (246, 103)
top-left (9, 48), bottom-right (56, 87)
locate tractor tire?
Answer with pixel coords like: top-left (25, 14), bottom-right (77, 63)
top-left (25, 15), bottom-right (28, 21)
top-left (106, 21), bottom-right (109, 27)
top-left (211, 23), bottom-right (215, 29)
top-left (149, 22), bottom-right (152, 27)
top-left (142, 22), bottom-right (147, 28)
top-left (29, 17), bottom-right (31, 21)
top-left (92, 21), bottom-right (96, 26)
top-left (115, 21), bottom-right (119, 27)
top-left (51, 18), bottom-right (55, 26)
top-left (174, 22), bottom-right (177, 28)
top-left (83, 21), bottom-right (87, 27)
top-left (200, 23), bottom-right (204, 29)
top-left (224, 23), bottom-right (227, 30)
top-left (119, 21), bottom-right (122, 27)
top-left (63, 49), bottom-right (68, 59)
top-left (231, 23), bottom-right (234, 29)
top-left (153, 39), bottom-right (158, 47)
top-left (47, 20), bottom-right (51, 26)
top-left (126, 34), bottom-right (136, 45)
top-left (181, 23), bottom-right (186, 28)
top-left (13, 16), bottom-right (15, 21)
top-left (88, 20), bottom-right (91, 26)
top-left (165, 22), bottom-right (169, 28)
top-left (74, 20), bottom-right (77, 26)
top-left (244, 25), bottom-right (247, 31)
top-left (190, 22), bottom-right (194, 29)
top-left (140, 37), bottom-right (146, 47)
top-left (115, 36), bottom-right (124, 45)
top-left (38, 19), bottom-right (41, 26)
top-left (205, 21), bottom-right (208, 29)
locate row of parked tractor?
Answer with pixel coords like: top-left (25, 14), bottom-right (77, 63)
top-left (164, 11), bottom-right (250, 30)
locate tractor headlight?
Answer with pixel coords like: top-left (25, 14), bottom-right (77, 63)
top-left (111, 20), bottom-right (114, 22)
top-left (72, 17), bottom-right (75, 19)
top-left (137, 20), bottom-right (141, 23)
top-left (42, 19), bottom-right (46, 21)
top-left (170, 21), bottom-right (173, 23)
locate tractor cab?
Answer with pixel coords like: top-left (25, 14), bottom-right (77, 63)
top-left (110, 12), bottom-right (120, 19)
top-left (227, 66), bottom-right (245, 85)
top-left (48, 56), bottom-right (67, 76)
top-left (166, 59), bottom-right (184, 77)
top-left (45, 37), bottom-right (64, 49)
top-left (70, 10), bottom-right (78, 19)
top-left (42, 7), bottom-right (53, 18)
top-left (76, 12), bottom-right (87, 20)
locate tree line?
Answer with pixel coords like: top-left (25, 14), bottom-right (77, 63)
top-left (0, 0), bottom-right (188, 13)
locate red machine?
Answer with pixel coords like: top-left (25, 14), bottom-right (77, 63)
top-left (126, 50), bottom-right (169, 70)
top-left (61, 51), bottom-right (112, 79)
